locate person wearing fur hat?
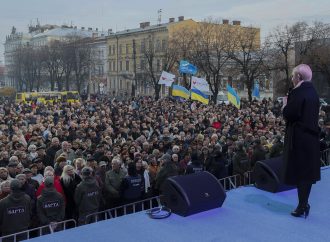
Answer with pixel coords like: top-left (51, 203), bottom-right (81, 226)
top-left (54, 155), bottom-right (67, 177)
top-left (37, 177), bottom-right (65, 228)
top-left (74, 167), bottom-right (101, 225)
top-left (0, 179), bottom-right (32, 237)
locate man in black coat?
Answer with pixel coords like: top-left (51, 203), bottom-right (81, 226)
top-left (74, 167), bottom-right (101, 225)
top-left (0, 179), bottom-right (32, 238)
top-left (37, 177), bottom-right (65, 227)
top-left (282, 64), bottom-right (320, 218)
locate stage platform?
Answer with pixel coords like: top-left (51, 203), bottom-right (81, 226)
top-left (30, 167), bottom-right (330, 242)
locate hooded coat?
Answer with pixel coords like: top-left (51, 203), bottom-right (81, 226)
top-left (74, 177), bottom-right (101, 219)
top-left (0, 191), bottom-right (32, 235)
top-left (37, 187), bottom-right (65, 225)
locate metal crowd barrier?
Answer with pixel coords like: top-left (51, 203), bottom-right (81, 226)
top-left (218, 171), bottom-right (253, 191)
top-left (321, 148), bottom-right (330, 167)
top-left (0, 219), bottom-right (76, 242)
top-left (85, 196), bottom-right (161, 223)
top-left (86, 173), bottom-right (254, 224)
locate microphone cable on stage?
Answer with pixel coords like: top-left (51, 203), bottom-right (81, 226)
top-left (146, 206), bottom-right (172, 219)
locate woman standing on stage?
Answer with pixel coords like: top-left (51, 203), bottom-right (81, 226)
top-left (282, 64), bottom-right (320, 218)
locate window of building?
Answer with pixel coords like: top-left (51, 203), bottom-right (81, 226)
top-left (120, 79), bottom-right (123, 89)
top-left (140, 59), bottom-right (145, 70)
top-left (162, 40), bottom-right (167, 51)
top-left (119, 45), bottom-right (122, 55)
top-left (113, 45), bottom-right (115, 55)
top-left (148, 39), bottom-right (152, 50)
top-left (141, 40), bottom-right (145, 53)
top-left (113, 61), bottom-right (115, 71)
top-left (119, 61), bottom-right (122, 71)
top-left (156, 39), bottom-right (161, 52)
top-left (109, 46), bottom-right (112, 55)
top-left (157, 59), bottom-right (160, 72)
top-left (126, 44), bottom-right (129, 54)
top-left (126, 60), bottom-right (129, 71)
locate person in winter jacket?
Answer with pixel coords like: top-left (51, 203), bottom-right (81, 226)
top-left (0, 179), bottom-right (32, 237)
top-left (60, 165), bottom-right (81, 220)
top-left (37, 177), bottom-right (65, 227)
top-left (74, 167), bottom-right (101, 225)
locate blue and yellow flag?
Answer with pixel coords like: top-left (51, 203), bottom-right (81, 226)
top-left (252, 83), bottom-right (260, 98)
top-left (172, 85), bottom-right (190, 99)
top-left (227, 84), bottom-right (240, 109)
top-left (190, 88), bottom-right (209, 105)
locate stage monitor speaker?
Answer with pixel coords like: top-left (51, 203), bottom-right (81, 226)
top-left (160, 171), bottom-right (226, 217)
top-left (252, 156), bottom-right (295, 193)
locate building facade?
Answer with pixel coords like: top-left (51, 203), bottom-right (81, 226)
top-left (107, 17), bottom-right (261, 98)
top-left (89, 36), bottom-right (109, 94)
top-left (4, 24), bottom-right (106, 91)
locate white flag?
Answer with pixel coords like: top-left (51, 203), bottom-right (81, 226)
top-left (158, 71), bottom-right (175, 87)
top-left (191, 76), bottom-right (210, 92)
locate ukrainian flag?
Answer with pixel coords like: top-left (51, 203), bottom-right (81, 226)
top-left (227, 84), bottom-right (240, 109)
top-left (172, 85), bottom-right (190, 99)
top-left (190, 88), bottom-right (209, 105)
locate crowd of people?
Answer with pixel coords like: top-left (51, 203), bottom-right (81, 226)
top-left (0, 95), bottom-right (329, 237)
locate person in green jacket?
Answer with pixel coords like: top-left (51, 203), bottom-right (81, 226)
top-left (104, 158), bottom-right (126, 209)
top-left (74, 167), bottom-right (101, 225)
top-left (37, 177), bottom-right (65, 231)
top-left (0, 179), bottom-right (32, 239)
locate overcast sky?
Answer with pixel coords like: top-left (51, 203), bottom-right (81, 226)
top-left (1, 0), bottom-right (330, 63)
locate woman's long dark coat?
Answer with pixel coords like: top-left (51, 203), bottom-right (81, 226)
top-left (282, 82), bottom-right (320, 185)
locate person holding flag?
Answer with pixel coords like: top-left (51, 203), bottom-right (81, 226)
top-left (227, 84), bottom-right (240, 109)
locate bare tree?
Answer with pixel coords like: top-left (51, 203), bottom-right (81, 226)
top-left (169, 27), bottom-right (195, 88)
top-left (11, 46), bottom-right (25, 91)
top-left (70, 37), bottom-right (93, 93)
top-left (141, 34), bottom-right (161, 100)
top-left (267, 21), bottom-right (328, 96)
top-left (192, 18), bottom-right (232, 103)
top-left (228, 26), bottom-right (267, 101)
top-left (61, 40), bottom-right (76, 91)
top-left (43, 41), bottom-right (64, 91)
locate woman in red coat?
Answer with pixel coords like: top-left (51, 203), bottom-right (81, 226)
top-left (36, 169), bottom-right (65, 199)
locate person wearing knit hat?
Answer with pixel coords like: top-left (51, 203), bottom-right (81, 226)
top-left (0, 179), bottom-right (32, 236)
top-left (44, 176), bottom-right (54, 188)
top-left (10, 178), bottom-right (22, 191)
top-left (81, 167), bottom-right (93, 178)
top-left (74, 166), bottom-right (101, 225)
top-left (158, 153), bottom-right (171, 164)
top-left (37, 176), bottom-right (65, 227)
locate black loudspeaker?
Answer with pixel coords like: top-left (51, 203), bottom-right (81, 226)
top-left (160, 171), bottom-right (226, 217)
top-left (252, 156), bottom-right (295, 193)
